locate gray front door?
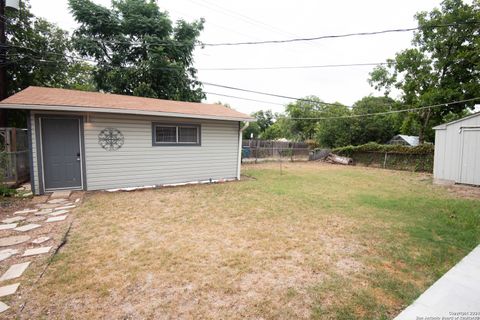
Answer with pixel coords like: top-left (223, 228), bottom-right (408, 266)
top-left (41, 118), bottom-right (82, 190)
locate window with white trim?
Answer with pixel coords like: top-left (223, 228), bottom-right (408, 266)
top-left (152, 123), bottom-right (201, 146)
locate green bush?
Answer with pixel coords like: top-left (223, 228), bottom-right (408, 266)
top-left (0, 185), bottom-right (16, 197)
top-left (330, 143), bottom-right (434, 172)
top-left (332, 142), bottom-right (434, 157)
top-left (0, 151), bottom-right (15, 197)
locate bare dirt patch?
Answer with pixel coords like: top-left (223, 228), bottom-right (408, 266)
top-left (443, 184), bottom-right (480, 200)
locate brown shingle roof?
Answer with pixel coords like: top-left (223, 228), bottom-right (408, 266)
top-left (0, 86), bottom-right (254, 121)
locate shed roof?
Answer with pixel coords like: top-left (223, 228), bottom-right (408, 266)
top-left (390, 134), bottom-right (419, 146)
top-left (433, 110), bottom-right (480, 130)
top-left (0, 86), bottom-right (254, 122)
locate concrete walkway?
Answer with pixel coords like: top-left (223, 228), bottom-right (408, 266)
top-left (395, 244), bottom-right (480, 319)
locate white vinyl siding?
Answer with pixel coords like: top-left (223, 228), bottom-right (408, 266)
top-left (84, 114), bottom-right (239, 190)
top-left (30, 111), bottom-right (240, 193)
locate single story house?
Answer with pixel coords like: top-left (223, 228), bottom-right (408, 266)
top-left (0, 86), bottom-right (254, 195)
top-left (433, 111), bottom-right (480, 186)
top-left (388, 134), bottom-right (420, 147)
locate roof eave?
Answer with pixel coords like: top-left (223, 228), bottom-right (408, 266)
top-left (433, 111), bottom-right (480, 129)
top-left (0, 103), bottom-right (255, 122)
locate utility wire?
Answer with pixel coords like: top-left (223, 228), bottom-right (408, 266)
top-left (4, 48), bottom-right (393, 73)
top-left (285, 97), bottom-right (480, 120)
top-left (200, 22), bottom-right (480, 47)
top-left (204, 91), bottom-right (284, 106)
top-left (203, 82), bottom-right (345, 106)
top-left (19, 21), bottom-right (474, 48)
top-left (4, 53), bottom-right (479, 118)
top-left (200, 62), bottom-right (391, 71)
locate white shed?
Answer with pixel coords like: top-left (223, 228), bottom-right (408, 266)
top-left (433, 111), bottom-right (480, 186)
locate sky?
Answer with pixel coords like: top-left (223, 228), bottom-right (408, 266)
top-left (29, 0), bottom-right (445, 115)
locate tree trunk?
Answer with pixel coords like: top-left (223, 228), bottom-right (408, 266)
top-left (418, 108), bottom-right (432, 144)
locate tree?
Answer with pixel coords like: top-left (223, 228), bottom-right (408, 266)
top-left (261, 116), bottom-right (293, 140)
top-left (243, 122), bottom-right (261, 140)
top-left (2, 0), bottom-right (95, 127)
top-left (285, 96), bottom-right (333, 140)
top-left (242, 110), bottom-right (275, 139)
top-left (350, 96), bottom-right (398, 145)
top-left (252, 110), bottom-right (274, 133)
top-left (369, 0), bottom-right (480, 143)
top-left (314, 103), bottom-right (352, 148)
top-left (69, 0), bottom-right (205, 102)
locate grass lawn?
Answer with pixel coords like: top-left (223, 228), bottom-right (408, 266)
top-left (19, 163), bottom-right (480, 319)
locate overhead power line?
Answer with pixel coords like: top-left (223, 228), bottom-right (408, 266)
top-left (205, 92), bottom-right (284, 106)
top-left (4, 47), bottom-right (393, 73)
top-left (286, 97), bottom-right (480, 120)
top-left (203, 82), bottom-right (345, 106)
top-left (14, 21), bottom-right (473, 49)
top-left (200, 62), bottom-right (391, 71)
top-left (200, 22), bottom-right (480, 47)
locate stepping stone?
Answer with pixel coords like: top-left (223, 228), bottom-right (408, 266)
top-left (27, 217), bottom-right (45, 223)
top-left (0, 283), bottom-right (19, 297)
top-left (54, 205), bottom-right (75, 210)
top-left (32, 236), bottom-right (50, 244)
top-left (46, 215), bottom-right (67, 223)
top-left (0, 236), bottom-right (30, 247)
top-left (2, 216), bottom-right (26, 224)
top-left (14, 224), bottom-right (41, 232)
top-left (22, 246), bottom-right (51, 257)
top-left (47, 198), bottom-right (68, 204)
top-left (0, 262), bottom-right (31, 281)
top-left (14, 208), bottom-right (38, 215)
top-left (50, 190), bottom-right (71, 199)
top-left (35, 209), bottom-right (53, 216)
top-left (35, 203), bottom-right (59, 209)
top-left (49, 210), bottom-right (69, 216)
top-left (0, 224), bottom-right (17, 231)
top-left (0, 249), bottom-right (19, 262)
top-left (0, 301), bottom-right (9, 313)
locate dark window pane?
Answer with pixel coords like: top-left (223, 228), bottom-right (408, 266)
top-left (156, 126), bottom-right (176, 143)
top-left (178, 127), bottom-right (198, 143)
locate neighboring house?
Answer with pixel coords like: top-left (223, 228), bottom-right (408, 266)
top-left (0, 87), bottom-right (253, 195)
top-left (388, 134), bottom-right (420, 147)
top-left (433, 112), bottom-right (480, 186)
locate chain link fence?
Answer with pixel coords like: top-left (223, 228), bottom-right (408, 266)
top-left (345, 151), bottom-right (433, 172)
top-left (242, 140), bottom-right (310, 163)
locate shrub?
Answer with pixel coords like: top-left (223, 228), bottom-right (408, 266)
top-left (332, 142), bottom-right (434, 157)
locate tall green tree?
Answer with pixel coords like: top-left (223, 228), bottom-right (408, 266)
top-left (242, 110), bottom-right (277, 139)
top-left (69, 0), bottom-right (205, 101)
top-left (2, 0), bottom-right (95, 127)
top-left (350, 96), bottom-right (398, 145)
top-left (369, 0), bottom-right (480, 143)
top-left (252, 110), bottom-right (274, 132)
top-left (314, 103), bottom-right (352, 148)
top-left (285, 96), bottom-right (334, 140)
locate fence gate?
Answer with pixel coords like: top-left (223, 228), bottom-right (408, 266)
top-left (0, 128), bottom-right (30, 187)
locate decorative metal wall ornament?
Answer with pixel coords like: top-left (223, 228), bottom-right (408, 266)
top-left (98, 128), bottom-right (124, 151)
